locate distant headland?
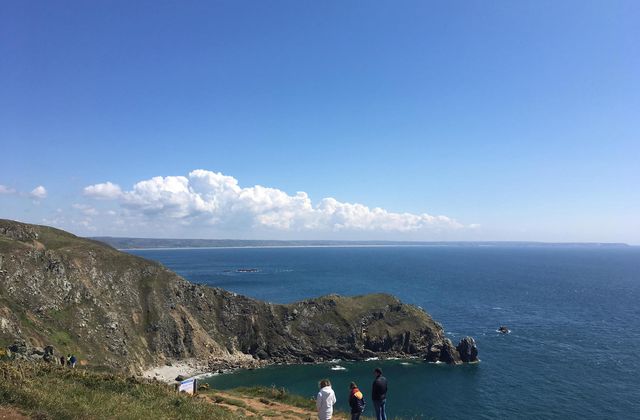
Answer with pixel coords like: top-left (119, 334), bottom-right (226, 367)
top-left (91, 236), bottom-right (631, 250)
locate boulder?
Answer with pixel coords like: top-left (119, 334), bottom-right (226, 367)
top-left (9, 340), bottom-right (29, 354)
top-left (255, 349), bottom-right (269, 360)
top-left (31, 346), bottom-right (45, 356)
top-left (175, 375), bottom-right (187, 382)
top-left (439, 338), bottom-right (462, 365)
top-left (456, 337), bottom-right (479, 363)
top-left (425, 344), bottom-right (442, 363)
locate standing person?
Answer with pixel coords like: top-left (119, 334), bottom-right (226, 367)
top-left (348, 382), bottom-right (366, 420)
top-left (59, 355), bottom-right (66, 366)
top-left (371, 368), bottom-right (388, 420)
top-left (316, 379), bottom-right (336, 420)
top-left (69, 354), bottom-right (77, 368)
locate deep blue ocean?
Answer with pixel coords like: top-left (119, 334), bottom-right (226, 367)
top-left (128, 246), bottom-right (640, 419)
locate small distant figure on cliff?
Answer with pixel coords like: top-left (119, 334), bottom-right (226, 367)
top-left (60, 355), bottom-right (66, 366)
top-left (348, 382), bottom-right (366, 420)
top-left (316, 378), bottom-right (336, 420)
top-left (372, 368), bottom-right (388, 420)
top-left (69, 354), bottom-right (77, 368)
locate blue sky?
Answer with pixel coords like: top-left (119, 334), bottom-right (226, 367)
top-left (1, 1), bottom-right (639, 243)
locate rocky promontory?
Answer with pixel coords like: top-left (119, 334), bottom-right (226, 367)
top-left (0, 219), bottom-right (477, 372)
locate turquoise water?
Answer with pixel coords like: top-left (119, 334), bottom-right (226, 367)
top-left (129, 246), bottom-right (640, 419)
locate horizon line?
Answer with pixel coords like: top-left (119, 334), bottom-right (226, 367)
top-left (89, 236), bottom-right (634, 248)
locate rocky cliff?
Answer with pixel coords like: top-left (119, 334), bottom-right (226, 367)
top-left (0, 219), bottom-right (474, 372)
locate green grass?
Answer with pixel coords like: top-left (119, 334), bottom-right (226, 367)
top-left (50, 331), bottom-right (72, 347)
top-left (31, 226), bottom-right (84, 250)
top-left (50, 307), bottom-right (74, 324)
top-left (0, 361), bottom-right (244, 420)
top-left (0, 237), bottom-right (29, 253)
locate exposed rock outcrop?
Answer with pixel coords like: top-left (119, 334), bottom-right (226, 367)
top-left (456, 336), bottom-right (479, 363)
top-left (426, 338), bottom-right (462, 364)
top-left (0, 223), bottom-right (38, 242)
top-left (0, 219), bottom-right (477, 371)
top-left (3, 339), bottom-right (58, 363)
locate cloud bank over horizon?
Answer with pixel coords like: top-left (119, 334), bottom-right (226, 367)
top-left (83, 169), bottom-right (466, 237)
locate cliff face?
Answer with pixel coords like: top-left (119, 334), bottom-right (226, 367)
top-left (0, 219), bottom-right (458, 372)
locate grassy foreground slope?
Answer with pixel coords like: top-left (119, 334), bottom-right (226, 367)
top-left (0, 361), bottom-right (240, 420)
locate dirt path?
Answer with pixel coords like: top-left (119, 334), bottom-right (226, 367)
top-left (200, 390), bottom-right (349, 419)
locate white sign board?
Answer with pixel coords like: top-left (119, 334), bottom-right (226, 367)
top-left (178, 378), bottom-right (196, 394)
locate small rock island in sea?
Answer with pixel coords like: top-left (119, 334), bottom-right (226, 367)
top-left (0, 219), bottom-right (478, 373)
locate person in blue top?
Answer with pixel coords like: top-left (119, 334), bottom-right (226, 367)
top-left (69, 354), bottom-right (77, 368)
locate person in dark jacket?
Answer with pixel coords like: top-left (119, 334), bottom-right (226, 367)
top-left (348, 382), bottom-right (365, 420)
top-left (371, 368), bottom-right (388, 420)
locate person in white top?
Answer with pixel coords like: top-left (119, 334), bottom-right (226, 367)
top-left (316, 378), bottom-right (337, 420)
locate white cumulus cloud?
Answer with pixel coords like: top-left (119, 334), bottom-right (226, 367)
top-left (83, 169), bottom-right (465, 235)
top-left (29, 185), bottom-right (47, 199)
top-left (83, 181), bottom-right (123, 199)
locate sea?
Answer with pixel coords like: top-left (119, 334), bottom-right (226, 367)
top-left (127, 245), bottom-right (640, 419)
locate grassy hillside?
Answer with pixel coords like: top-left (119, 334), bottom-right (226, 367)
top-left (0, 361), bottom-right (240, 420)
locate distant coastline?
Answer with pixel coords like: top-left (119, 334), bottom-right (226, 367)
top-left (90, 236), bottom-right (631, 250)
